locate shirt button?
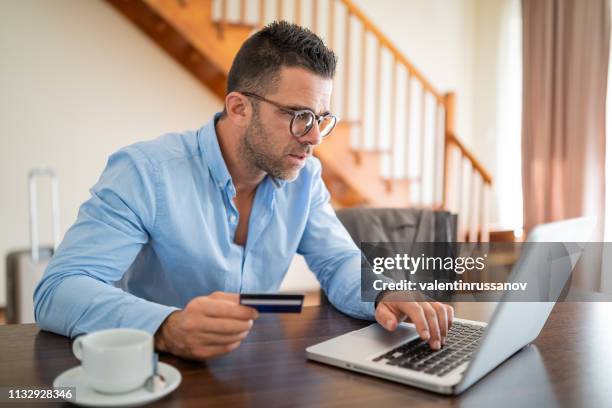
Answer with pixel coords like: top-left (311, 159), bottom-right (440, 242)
top-left (218, 182), bottom-right (223, 188)
top-left (229, 214), bottom-right (237, 223)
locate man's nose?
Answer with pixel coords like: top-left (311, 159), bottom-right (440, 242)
top-left (299, 123), bottom-right (323, 146)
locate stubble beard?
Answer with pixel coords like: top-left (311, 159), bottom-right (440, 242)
top-left (238, 112), bottom-right (302, 181)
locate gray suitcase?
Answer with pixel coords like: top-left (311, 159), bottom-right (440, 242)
top-left (5, 169), bottom-right (60, 324)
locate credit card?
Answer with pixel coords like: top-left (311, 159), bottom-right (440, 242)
top-left (239, 293), bottom-right (304, 313)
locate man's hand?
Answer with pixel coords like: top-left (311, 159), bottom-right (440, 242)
top-left (154, 291), bottom-right (259, 361)
top-left (375, 301), bottom-right (454, 350)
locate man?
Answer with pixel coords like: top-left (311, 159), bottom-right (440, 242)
top-left (34, 21), bottom-right (453, 361)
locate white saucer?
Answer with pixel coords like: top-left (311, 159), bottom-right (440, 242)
top-left (52, 362), bottom-right (182, 407)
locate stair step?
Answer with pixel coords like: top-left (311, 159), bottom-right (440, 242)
top-left (213, 21), bottom-right (257, 29)
top-left (316, 123), bottom-right (411, 207)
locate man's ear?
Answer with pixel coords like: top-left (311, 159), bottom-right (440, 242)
top-left (224, 92), bottom-right (251, 128)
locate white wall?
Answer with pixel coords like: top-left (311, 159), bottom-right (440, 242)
top-left (472, 0), bottom-right (503, 179)
top-left (472, 0), bottom-right (522, 229)
top-left (353, 0), bottom-right (478, 146)
top-left (0, 0), bottom-right (222, 306)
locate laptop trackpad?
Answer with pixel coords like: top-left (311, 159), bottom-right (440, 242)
top-left (350, 322), bottom-right (420, 347)
top-left (307, 322), bottom-right (420, 364)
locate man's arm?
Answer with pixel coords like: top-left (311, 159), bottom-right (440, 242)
top-left (33, 146), bottom-right (179, 338)
top-left (297, 159), bottom-right (375, 320)
top-left (297, 159), bottom-right (453, 350)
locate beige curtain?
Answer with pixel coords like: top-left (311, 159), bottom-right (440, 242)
top-left (522, 0), bottom-right (610, 232)
top-left (522, 0), bottom-right (610, 289)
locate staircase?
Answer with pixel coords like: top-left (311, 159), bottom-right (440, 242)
top-left (106, 0), bottom-right (492, 241)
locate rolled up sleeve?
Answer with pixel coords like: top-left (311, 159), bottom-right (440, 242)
top-left (33, 146), bottom-right (179, 338)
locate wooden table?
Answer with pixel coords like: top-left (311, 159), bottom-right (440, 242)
top-left (1, 302), bottom-right (612, 407)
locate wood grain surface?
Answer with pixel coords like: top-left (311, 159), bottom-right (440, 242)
top-left (1, 302), bottom-right (611, 407)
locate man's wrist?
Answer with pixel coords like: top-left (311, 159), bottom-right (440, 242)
top-left (154, 329), bottom-right (167, 351)
top-left (154, 310), bottom-right (179, 352)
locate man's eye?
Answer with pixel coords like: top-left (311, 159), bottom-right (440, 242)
top-left (281, 110), bottom-right (295, 118)
top-left (295, 111), bottom-right (312, 123)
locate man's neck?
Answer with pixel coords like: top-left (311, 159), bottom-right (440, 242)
top-left (215, 116), bottom-right (266, 196)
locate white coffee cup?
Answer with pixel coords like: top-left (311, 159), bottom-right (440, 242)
top-left (72, 328), bottom-right (153, 394)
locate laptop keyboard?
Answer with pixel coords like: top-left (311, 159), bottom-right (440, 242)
top-left (372, 321), bottom-right (485, 377)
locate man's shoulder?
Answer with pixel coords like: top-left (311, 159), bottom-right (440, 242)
top-left (123, 129), bottom-right (202, 168)
top-left (109, 130), bottom-right (206, 176)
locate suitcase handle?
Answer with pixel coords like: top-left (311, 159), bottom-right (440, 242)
top-left (28, 168), bottom-right (60, 263)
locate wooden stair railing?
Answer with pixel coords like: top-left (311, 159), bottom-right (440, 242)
top-left (212, 0), bottom-right (492, 241)
top-left (107, 0), bottom-right (493, 242)
top-left (443, 93), bottom-right (492, 242)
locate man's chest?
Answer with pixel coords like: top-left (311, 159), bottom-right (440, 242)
top-left (232, 193), bottom-right (253, 246)
top-left (146, 199), bottom-right (302, 294)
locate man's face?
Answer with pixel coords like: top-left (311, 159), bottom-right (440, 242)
top-left (239, 67), bottom-right (333, 181)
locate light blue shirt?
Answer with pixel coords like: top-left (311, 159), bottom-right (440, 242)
top-left (34, 113), bottom-right (375, 338)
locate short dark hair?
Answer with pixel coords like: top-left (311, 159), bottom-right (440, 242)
top-left (226, 21), bottom-right (337, 96)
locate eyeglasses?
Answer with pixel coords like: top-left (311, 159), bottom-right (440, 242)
top-left (239, 91), bottom-right (338, 139)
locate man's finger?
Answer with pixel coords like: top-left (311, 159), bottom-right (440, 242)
top-left (432, 302), bottom-right (449, 340)
top-left (199, 316), bottom-right (254, 334)
top-left (394, 302), bottom-right (430, 341)
top-left (209, 291), bottom-right (239, 302)
top-left (195, 330), bottom-right (250, 346)
top-left (421, 303), bottom-right (442, 349)
top-left (196, 297), bottom-right (259, 320)
top-left (375, 303), bottom-right (399, 331)
top-left (445, 304), bottom-right (455, 327)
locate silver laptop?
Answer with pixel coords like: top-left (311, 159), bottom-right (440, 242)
top-left (306, 217), bottom-right (595, 395)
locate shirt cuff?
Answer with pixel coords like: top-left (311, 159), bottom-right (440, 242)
top-left (120, 300), bottom-right (181, 336)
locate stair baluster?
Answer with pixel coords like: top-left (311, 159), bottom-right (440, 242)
top-left (108, 0), bottom-right (494, 241)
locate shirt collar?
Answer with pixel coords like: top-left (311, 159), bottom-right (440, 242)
top-left (198, 112), bottom-right (286, 190)
top-left (197, 112), bottom-right (233, 190)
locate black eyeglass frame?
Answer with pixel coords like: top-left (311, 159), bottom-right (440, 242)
top-left (238, 91), bottom-right (338, 138)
